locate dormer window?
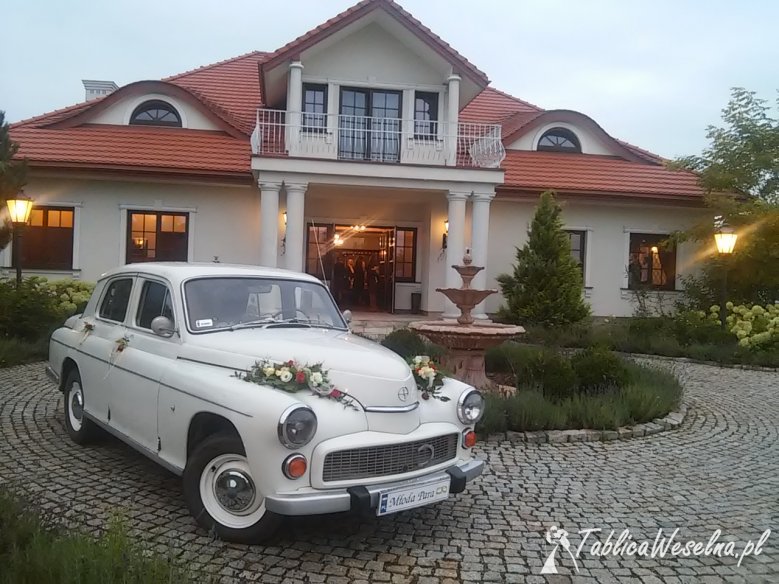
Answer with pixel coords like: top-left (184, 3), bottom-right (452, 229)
top-left (537, 127), bottom-right (581, 153)
top-left (130, 100), bottom-right (182, 127)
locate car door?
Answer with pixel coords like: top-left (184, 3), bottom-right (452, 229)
top-left (78, 276), bottom-right (136, 424)
top-left (109, 277), bottom-right (180, 454)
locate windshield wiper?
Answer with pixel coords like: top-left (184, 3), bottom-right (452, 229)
top-left (230, 317), bottom-right (314, 331)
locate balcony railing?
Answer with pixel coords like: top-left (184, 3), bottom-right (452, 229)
top-left (251, 109), bottom-right (505, 169)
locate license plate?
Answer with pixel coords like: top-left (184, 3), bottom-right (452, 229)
top-left (376, 478), bottom-right (450, 516)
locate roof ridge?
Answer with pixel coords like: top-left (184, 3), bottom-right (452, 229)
top-left (615, 138), bottom-right (664, 164)
top-left (164, 49), bottom-right (270, 81)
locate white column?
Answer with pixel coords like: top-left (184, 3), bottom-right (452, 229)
top-left (284, 182), bottom-right (307, 272)
top-left (443, 190), bottom-right (469, 319)
top-left (286, 61), bottom-right (304, 156)
top-left (445, 74), bottom-right (461, 166)
top-left (471, 192), bottom-right (495, 320)
top-left (259, 181), bottom-right (281, 267)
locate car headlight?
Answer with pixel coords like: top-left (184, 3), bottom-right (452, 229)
top-left (278, 405), bottom-right (318, 449)
top-left (457, 389), bottom-right (485, 424)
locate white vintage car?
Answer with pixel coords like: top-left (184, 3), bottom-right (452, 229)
top-left (47, 263), bottom-right (485, 542)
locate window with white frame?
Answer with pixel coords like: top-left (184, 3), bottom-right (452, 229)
top-left (565, 230), bottom-right (586, 276)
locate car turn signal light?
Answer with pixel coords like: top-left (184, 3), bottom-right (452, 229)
top-left (462, 429), bottom-right (477, 449)
top-left (283, 454), bottom-right (308, 479)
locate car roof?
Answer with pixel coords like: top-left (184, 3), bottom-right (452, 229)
top-left (98, 262), bottom-right (323, 286)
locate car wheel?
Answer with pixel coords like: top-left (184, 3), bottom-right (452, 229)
top-left (183, 434), bottom-right (282, 543)
top-left (63, 368), bottom-right (97, 444)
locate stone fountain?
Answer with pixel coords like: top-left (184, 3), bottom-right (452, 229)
top-left (409, 251), bottom-right (524, 390)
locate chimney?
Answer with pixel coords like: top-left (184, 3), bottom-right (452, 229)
top-left (82, 80), bottom-right (118, 101)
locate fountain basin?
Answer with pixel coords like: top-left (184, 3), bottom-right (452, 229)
top-left (410, 320), bottom-right (524, 389)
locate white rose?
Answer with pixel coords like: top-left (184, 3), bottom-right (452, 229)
top-left (311, 371), bottom-right (323, 386)
top-left (413, 356), bottom-right (422, 365)
top-left (279, 370), bottom-right (293, 383)
top-left (420, 356), bottom-right (430, 365)
top-left (262, 366), bottom-right (275, 377)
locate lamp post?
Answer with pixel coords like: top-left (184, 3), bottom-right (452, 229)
top-left (6, 194), bottom-right (34, 288)
top-left (714, 225), bottom-right (738, 327)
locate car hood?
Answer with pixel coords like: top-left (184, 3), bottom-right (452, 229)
top-left (180, 327), bottom-right (418, 408)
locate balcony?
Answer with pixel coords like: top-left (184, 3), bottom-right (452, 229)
top-left (251, 109), bottom-right (505, 169)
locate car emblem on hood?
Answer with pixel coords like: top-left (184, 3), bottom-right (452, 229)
top-left (397, 386), bottom-right (410, 401)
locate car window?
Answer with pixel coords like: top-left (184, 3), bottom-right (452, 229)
top-left (184, 277), bottom-right (345, 332)
top-left (98, 278), bottom-right (134, 323)
top-left (136, 280), bottom-right (174, 329)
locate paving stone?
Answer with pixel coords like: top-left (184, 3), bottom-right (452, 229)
top-left (0, 361), bottom-right (775, 583)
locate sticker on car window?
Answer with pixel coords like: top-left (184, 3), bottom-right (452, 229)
top-left (195, 319), bottom-right (213, 328)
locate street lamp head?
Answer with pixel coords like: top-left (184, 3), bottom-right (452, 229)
top-left (714, 227), bottom-right (738, 255)
top-left (6, 194), bottom-right (34, 225)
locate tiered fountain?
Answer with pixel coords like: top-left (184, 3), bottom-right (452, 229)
top-left (410, 251), bottom-right (524, 390)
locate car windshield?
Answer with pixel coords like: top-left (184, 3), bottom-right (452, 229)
top-left (184, 277), bottom-right (347, 333)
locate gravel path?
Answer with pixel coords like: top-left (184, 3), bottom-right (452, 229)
top-left (0, 361), bottom-right (776, 583)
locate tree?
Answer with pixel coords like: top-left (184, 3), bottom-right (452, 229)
top-left (496, 191), bottom-right (590, 326)
top-left (0, 110), bottom-right (28, 250)
top-left (674, 87), bottom-right (778, 203)
top-left (672, 89), bottom-right (779, 307)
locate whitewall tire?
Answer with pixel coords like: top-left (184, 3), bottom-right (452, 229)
top-left (63, 368), bottom-right (97, 444)
top-left (183, 434), bottom-right (281, 542)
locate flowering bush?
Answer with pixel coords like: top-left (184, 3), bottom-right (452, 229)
top-left (408, 355), bottom-right (450, 402)
top-left (235, 359), bottom-right (358, 410)
top-left (725, 302), bottom-right (779, 350)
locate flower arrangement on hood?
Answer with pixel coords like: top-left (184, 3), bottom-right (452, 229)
top-left (408, 355), bottom-right (450, 402)
top-left (235, 359), bottom-right (358, 410)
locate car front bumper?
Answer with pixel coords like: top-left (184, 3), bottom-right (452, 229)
top-left (265, 458), bottom-right (485, 516)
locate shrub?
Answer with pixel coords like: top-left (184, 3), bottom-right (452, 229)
top-left (515, 348), bottom-right (578, 402)
top-left (47, 279), bottom-right (95, 315)
top-left (477, 361), bottom-right (682, 433)
top-left (570, 346), bottom-right (629, 394)
top-left (0, 338), bottom-right (48, 368)
top-left (672, 309), bottom-right (734, 346)
top-left (484, 342), bottom-right (538, 374)
top-left (0, 278), bottom-right (63, 341)
top-left (0, 488), bottom-right (199, 584)
top-left (726, 302), bottom-right (779, 350)
top-left (381, 328), bottom-right (445, 360)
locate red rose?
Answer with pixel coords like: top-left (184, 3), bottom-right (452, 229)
top-left (295, 371), bottom-right (306, 383)
top-left (421, 392), bottom-right (430, 400)
top-left (329, 389), bottom-right (343, 398)
top-left (287, 360), bottom-right (294, 367)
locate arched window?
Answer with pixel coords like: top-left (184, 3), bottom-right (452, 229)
top-left (537, 127), bottom-right (581, 153)
top-left (129, 100), bottom-right (182, 127)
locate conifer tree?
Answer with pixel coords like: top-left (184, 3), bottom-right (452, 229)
top-left (497, 190), bottom-right (590, 326)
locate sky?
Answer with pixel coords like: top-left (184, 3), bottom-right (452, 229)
top-left (1, 0), bottom-right (777, 159)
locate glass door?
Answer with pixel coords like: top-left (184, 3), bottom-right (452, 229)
top-left (339, 89), bottom-right (402, 162)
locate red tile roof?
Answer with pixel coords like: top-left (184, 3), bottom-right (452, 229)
top-left (9, 0), bottom-right (697, 199)
top-left (165, 50), bottom-right (269, 134)
top-left (11, 125), bottom-right (250, 176)
top-left (500, 151), bottom-right (703, 200)
top-left (460, 87), bottom-right (542, 124)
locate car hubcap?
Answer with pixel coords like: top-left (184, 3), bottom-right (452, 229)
top-left (69, 382), bottom-right (84, 431)
top-left (214, 469), bottom-right (255, 513)
top-left (199, 454), bottom-right (266, 529)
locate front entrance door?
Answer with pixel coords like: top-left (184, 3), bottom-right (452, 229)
top-left (306, 223), bottom-right (406, 313)
top-left (339, 88), bottom-right (402, 163)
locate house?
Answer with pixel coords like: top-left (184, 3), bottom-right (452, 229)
top-left (7, 0), bottom-right (705, 318)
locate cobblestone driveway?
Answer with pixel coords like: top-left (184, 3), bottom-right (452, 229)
top-left (0, 361), bottom-right (776, 583)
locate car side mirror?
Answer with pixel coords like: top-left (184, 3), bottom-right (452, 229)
top-left (150, 316), bottom-right (176, 338)
top-left (342, 309), bottom-right (352, 325)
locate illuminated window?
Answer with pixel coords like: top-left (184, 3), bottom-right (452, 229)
top-left (15, 206), bottom-right (74, 270)
top-left (628, 233), bottom-right (676, 290)
top-left (127, 211), bottom-right (188, 263)
top-left (394, 228), bottom-right (417, 282)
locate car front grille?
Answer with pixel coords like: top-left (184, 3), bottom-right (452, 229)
top-left (322, 433), bottom-right (459, 482)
